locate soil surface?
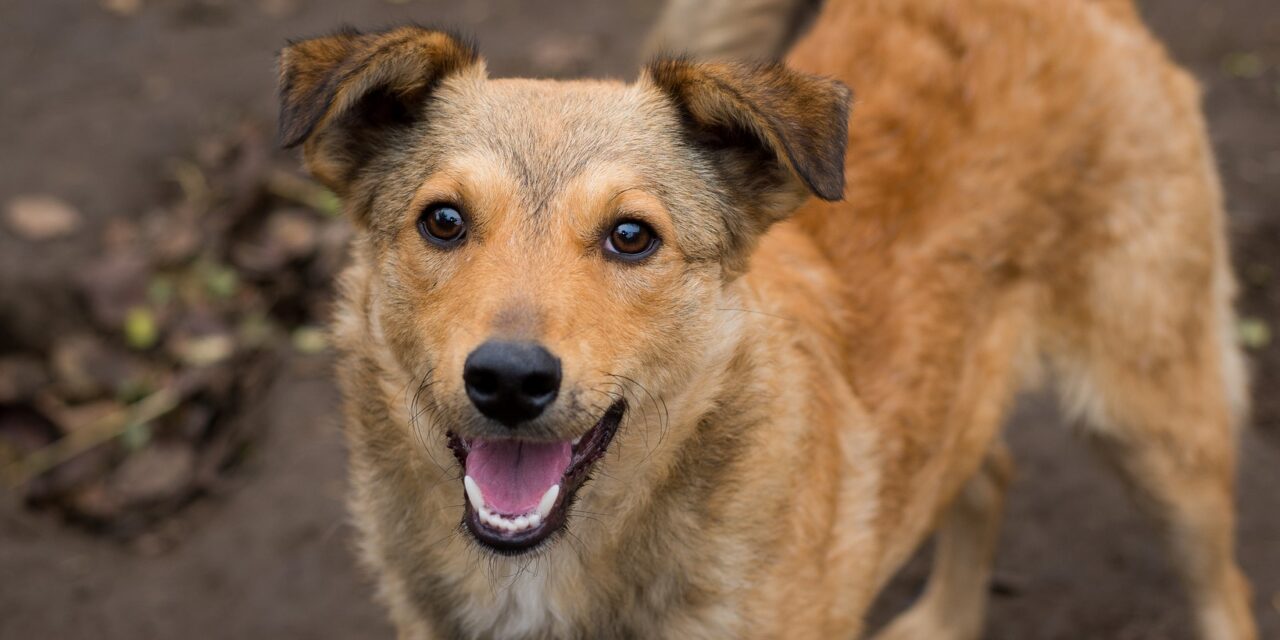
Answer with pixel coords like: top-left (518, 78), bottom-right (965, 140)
top-left (1, 0), bottom-right (1277, 638)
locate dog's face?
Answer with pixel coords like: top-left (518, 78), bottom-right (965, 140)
top-left (279, 27), bottom-right (849, 554)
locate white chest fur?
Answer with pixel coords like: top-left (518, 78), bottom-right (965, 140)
top-left (457, 563), bottom-right (565, 639)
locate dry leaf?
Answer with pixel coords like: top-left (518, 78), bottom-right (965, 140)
top-left (5, 195), bottom-right (82, 240)
top-left (110, 444), bottom-right (195, 506)
top-left (270, 210), bottom-right (320, 258)
top-left (260, 0), bottom-right (298, 17)
top-left (0, 356), bottom-right (49, 404)
top-left (78, 251), bottom-right (150, 328)
top-left (50, 335), bottom-right (117, 401)
top-left (102, 0), bottom-right (142, 17)
top-left (44, 399), bottom-right (123, 435)
top-left (172, 333), bottom-right (236, 367)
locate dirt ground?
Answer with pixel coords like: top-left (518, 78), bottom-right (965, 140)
top-left (1, 0), bottom-right (1277, 638)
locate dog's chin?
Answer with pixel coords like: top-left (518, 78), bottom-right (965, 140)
top-left (447, 400), bottom-right (626, 555)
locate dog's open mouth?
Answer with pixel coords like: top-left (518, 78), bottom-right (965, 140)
top-left (447, 400), bottom-right (625, 553)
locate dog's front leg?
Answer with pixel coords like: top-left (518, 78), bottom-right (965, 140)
top-left (870, 445), bottom-right (1014, 640)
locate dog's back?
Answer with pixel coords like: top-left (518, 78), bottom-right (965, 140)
top-left (783, 2), bottom-right (1251, 637)
top-left (788, 0), bottom-right (1238, 419)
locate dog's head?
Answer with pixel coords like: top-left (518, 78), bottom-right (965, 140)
top-left (279, 27), bottom-right (850, 554)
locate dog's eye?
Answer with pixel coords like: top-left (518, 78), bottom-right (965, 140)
top-left (604, 220), bottom-right (659, 261)
top-left (418, 204), bottom-right (467, 247)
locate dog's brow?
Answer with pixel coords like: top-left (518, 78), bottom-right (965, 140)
top-left (607, 187), bottom-right (643, 205)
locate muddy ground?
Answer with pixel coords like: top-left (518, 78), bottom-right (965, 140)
top-left (1, 0), bottom-right (1277, 638)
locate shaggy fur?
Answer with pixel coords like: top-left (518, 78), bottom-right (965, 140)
top-left (277, 1), bottom-right (1256, 638)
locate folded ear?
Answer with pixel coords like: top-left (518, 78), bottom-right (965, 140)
top-left (644, 59), bottom-right (851, 212)
top-left (277, 26), bottom-right (479, 193)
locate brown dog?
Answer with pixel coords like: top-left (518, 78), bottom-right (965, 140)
top-left (277, 1), bottom-right (1256, 638)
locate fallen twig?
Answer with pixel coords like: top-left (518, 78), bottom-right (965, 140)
top-left (265, 169), bottom-right (340, 216)
top-left (3, 384), bottom-right (188, 489)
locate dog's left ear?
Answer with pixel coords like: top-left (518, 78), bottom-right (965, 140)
top-left (277, 26), bottom-right (480, 195)
top-left (644, 59), bottom-right (851, 215)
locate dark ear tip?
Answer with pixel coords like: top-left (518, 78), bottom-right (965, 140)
top-left (279, 132), bottom-right (304, 150)
top-left (278, 118), bottom-right (300, 148)
top-left (277, 104), bottom-right (311, 149)
top-left (808, 174), bottom-right (845, 201)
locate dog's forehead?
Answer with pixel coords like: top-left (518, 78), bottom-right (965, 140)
top-left (425, 76), bottom-right (684, 201)
top-left (435, 77), bottom-right (659, 148)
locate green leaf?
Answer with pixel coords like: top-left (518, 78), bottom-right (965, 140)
top-left (1223, 52), bottom-right (1264, 79)
top-left (121, 422), bottom-right (153, 451)
top-left (313, 189), bottom-right (341, 218)
top-left (124, 307), bottom-right (159, 350)
top-left (147, 275), bottom-right (175, 306)
top-left (291, 326), bottom-right (328, 355)
top-left (203, 263), bottom-right (239, 299)
top-left (237, 312), bottom-right (275, 349)
top-left (1239, 317), bottom-right (1271, 350)
top-left (115, 376), bottom-right (154, 404)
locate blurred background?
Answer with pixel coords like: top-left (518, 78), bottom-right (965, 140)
top-left (0, 0), bottom-right (1276, 638)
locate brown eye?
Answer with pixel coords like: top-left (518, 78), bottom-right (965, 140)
top-left (605, 220), bottom-right (659, 260)
top-left (418, 204), bottom-right (466, 246)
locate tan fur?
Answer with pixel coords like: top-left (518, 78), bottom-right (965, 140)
top-left (278, 2), bottom-right (1256, 638)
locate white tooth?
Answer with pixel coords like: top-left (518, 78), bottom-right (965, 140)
top-left (528, 513), bottom-right (542, 528)
top-left (463, 476), bottom-right (485, 512)
top-left (572, 436), bottom-right (581, 446)
top-left (513, 515), bottom-right (530, 530)
top-left (537, 484), bottom-right (560, 519)
top-left (500, 519), bottom-right (516, 532)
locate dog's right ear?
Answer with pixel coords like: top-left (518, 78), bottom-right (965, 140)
top-left (277, 26), bottom-right (480, 194)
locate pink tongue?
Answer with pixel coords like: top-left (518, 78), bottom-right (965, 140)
top-left (466, 439), bottom-right (572, 514)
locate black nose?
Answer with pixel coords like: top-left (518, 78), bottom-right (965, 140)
top-left (463, 341), bottom-right (562, 427)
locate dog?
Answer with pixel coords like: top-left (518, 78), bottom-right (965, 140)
top-left (277, 0), bottom-right (1257, 637)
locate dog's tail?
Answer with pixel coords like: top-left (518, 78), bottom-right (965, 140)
top-left (642, 0), bottom-right (824, 62)
top-left (642, 0), bottom-right (1144, 63)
